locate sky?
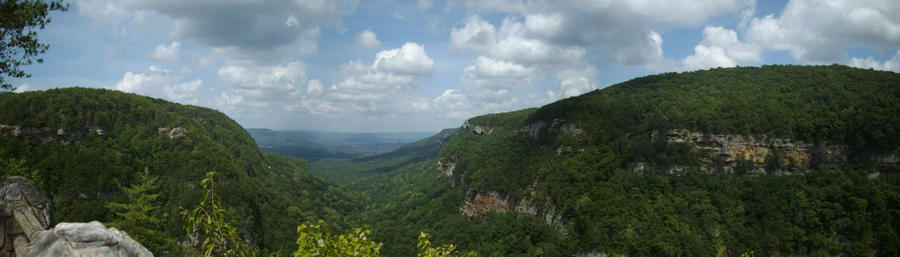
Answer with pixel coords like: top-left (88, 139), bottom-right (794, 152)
top-left (8, 0), bottom-right (900, 132)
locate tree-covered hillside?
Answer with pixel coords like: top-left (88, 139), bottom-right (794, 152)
top-left (436, 65), bottom-right (900, 256)
top-left (309, 129), bottom-right (575, 257)
top-left (0, 87), bottom-right (357, 255)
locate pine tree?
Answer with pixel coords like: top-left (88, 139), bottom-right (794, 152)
top-left (106, 168), bottom-right (173, 254)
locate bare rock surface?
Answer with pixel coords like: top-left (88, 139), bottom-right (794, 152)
top-left (25, 221), bottom-right (152, 257)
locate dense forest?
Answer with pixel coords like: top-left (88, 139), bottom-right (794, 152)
top-left (0, 88), bottom-right (357, 255)
top-left (311, 65), bottom-right (900, 256)
top-left (0, 65), bottom-right (898, 256)
top-left (434, 65), bottom-right (900, 256)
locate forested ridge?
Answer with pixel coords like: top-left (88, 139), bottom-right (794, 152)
top-left (0, 65), bottom-right (898, 256)
top-left (434, 65), bottom-right (900, 256)
top-left (0, 87), bottom-right (358, 255)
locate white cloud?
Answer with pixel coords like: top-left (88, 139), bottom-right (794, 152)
top-left (466, 0), bottom-right (750, 25)
top-left (373, 42), bottom-right (435, 76)
top-left (559, 77), bottom-right (595, 98)
top-left (164, 79), bottom-right (204, 104)
top-left (355, 29), bottom-right (381, 49)
top-left (148, 41), bottom-right (181, 62)
top-left (112, 66), bottom-right (204, 104)
top-left (460, 0), bottom-right (754, 67)
top-left (461, 56), bottom-right (537, 91)
top-left (114, 66), bottom-right (172, 93)
top-left (443, 14), bottom-right (606, 119)
top-left (744, 0), bottom-right (900, 64)
top-left (683, 26), bottom-right (761, 70)
top-left (450, 15), bottom-right (497, 52)
top-left (469, 56), bottom-right (535, 79)
top-left (306, 79), bottom-right (324, 97)
top-left (850, 49), bottom-right (900, 72)
top-left (451, 16), bottom-right (585, 65)
top-left (75, 0), bottom-right (356, 64)
top-left (615, 0), bottom-right (751, 25)
top-left (297, 43), bottom-right (435, 117)
top-left (216, 61), bottom-right (308, 110)
top-left (13, 84), bottom-right (35, 93)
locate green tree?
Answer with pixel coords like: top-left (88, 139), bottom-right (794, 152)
top-left (106, 168), bottom-right (173, 254)
top-left (0, 0), bottom-right (68, 90)
top-left (293, 221), bottom-right (477, 257)
top-left (417, 232), bottom-right (477, 257)
top-left (294, 221), bottom-right (382, 257)
top-left (183, 172), bottom-right (256, 257)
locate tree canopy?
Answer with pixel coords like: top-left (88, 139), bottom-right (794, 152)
top-left (0, 0), bottom-right (67, 90)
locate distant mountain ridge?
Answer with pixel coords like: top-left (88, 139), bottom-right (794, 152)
top-left (247, 128), bottom-right (433, 160)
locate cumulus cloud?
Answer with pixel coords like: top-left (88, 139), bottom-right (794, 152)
top-left (372, 42), bottom-right (435, 76)
top-left (75, 0), bottom-right (356, 63)
top-left (450, 16), bottom-right (585, 65)
top-left (306, 79), bottom-right (324, 97)
top-left (461, 56), bottom-right (537, 91)
top-left (112, 66), bottom-right (204, 104)
top-left (216, 61), bottom-right (308, 109)
top-left (294, 43), bottom-right (435, 117)
top-left (683, 26), bottom-right (761, 70)
top-left (850, 49), bottom-right (900, 72)
top-left (355, 30), bottom-right (381, 49)
top-left (559, 77), bottom-right (596, 98)
top-left (461, 0), bottom-right (753, 67)
top-left (446, 15), bottom-right (598, 115)
top-left (148, 41), bottom-right (181, 62)
top-left (744, 0), bottom-right (900, 64)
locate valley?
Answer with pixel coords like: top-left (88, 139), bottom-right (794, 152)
top-left (1, 65), bottom-right (899, 256)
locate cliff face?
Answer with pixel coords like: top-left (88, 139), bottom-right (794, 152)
top-left (461, 121), bottom-right (493, 135)
top-left (645, 129), bottom-right (900, 174)
top-left (459, 188), bottom-right (568, 231)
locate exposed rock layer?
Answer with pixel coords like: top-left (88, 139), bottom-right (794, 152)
top-left (661, 129), bottom-right (899, 173)
top-left (0, 124), bottom-right (104, 146)
top-left (460, 188), bottom-right (567, 232)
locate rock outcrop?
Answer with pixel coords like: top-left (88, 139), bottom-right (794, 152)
top-left (0, 124), bottom-right (104, 146)
top-left (26, 221), bottom-right (152, 257)
top-left (157, 127), bottom-right (186, 140)
top-left (654, 129), bottom-right (899, 174)
top-left (0, 177), bottom-right (152, 257)
top-left (519, 119), bottom-right (583, 139)
top-left (460, 188), bottom-right (567, 232)
top-left (436, 155), bottom-right (456, 177)
top-left (461, 121), bottom-right (492, 135)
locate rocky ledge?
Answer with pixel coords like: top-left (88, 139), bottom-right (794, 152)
top-left (461, 121), bottom-right (492, 135)
top-left (519, 119), bottom-right (583, 139)
top-left (0, 124), bottom-right (105, 146)
top-left (647, 129), bottom-right (900, 174)
top-left (460, 188), bottom-right (568, 232)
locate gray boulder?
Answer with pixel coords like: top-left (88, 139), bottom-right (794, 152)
top-left (24, 221), bottom-right (152, 257)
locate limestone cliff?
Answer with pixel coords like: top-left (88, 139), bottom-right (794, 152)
top-left (461, 121), bottom-right (492, 135)
top-left (519, 118), bottom-right (583, 139)
top-left (459, 188), bottom-right (568, 232)
top-left (630, 129), bottom-right (900, 174)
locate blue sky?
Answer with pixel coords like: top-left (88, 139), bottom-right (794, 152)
top-left (8, 0), bottom-right (900, 132)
